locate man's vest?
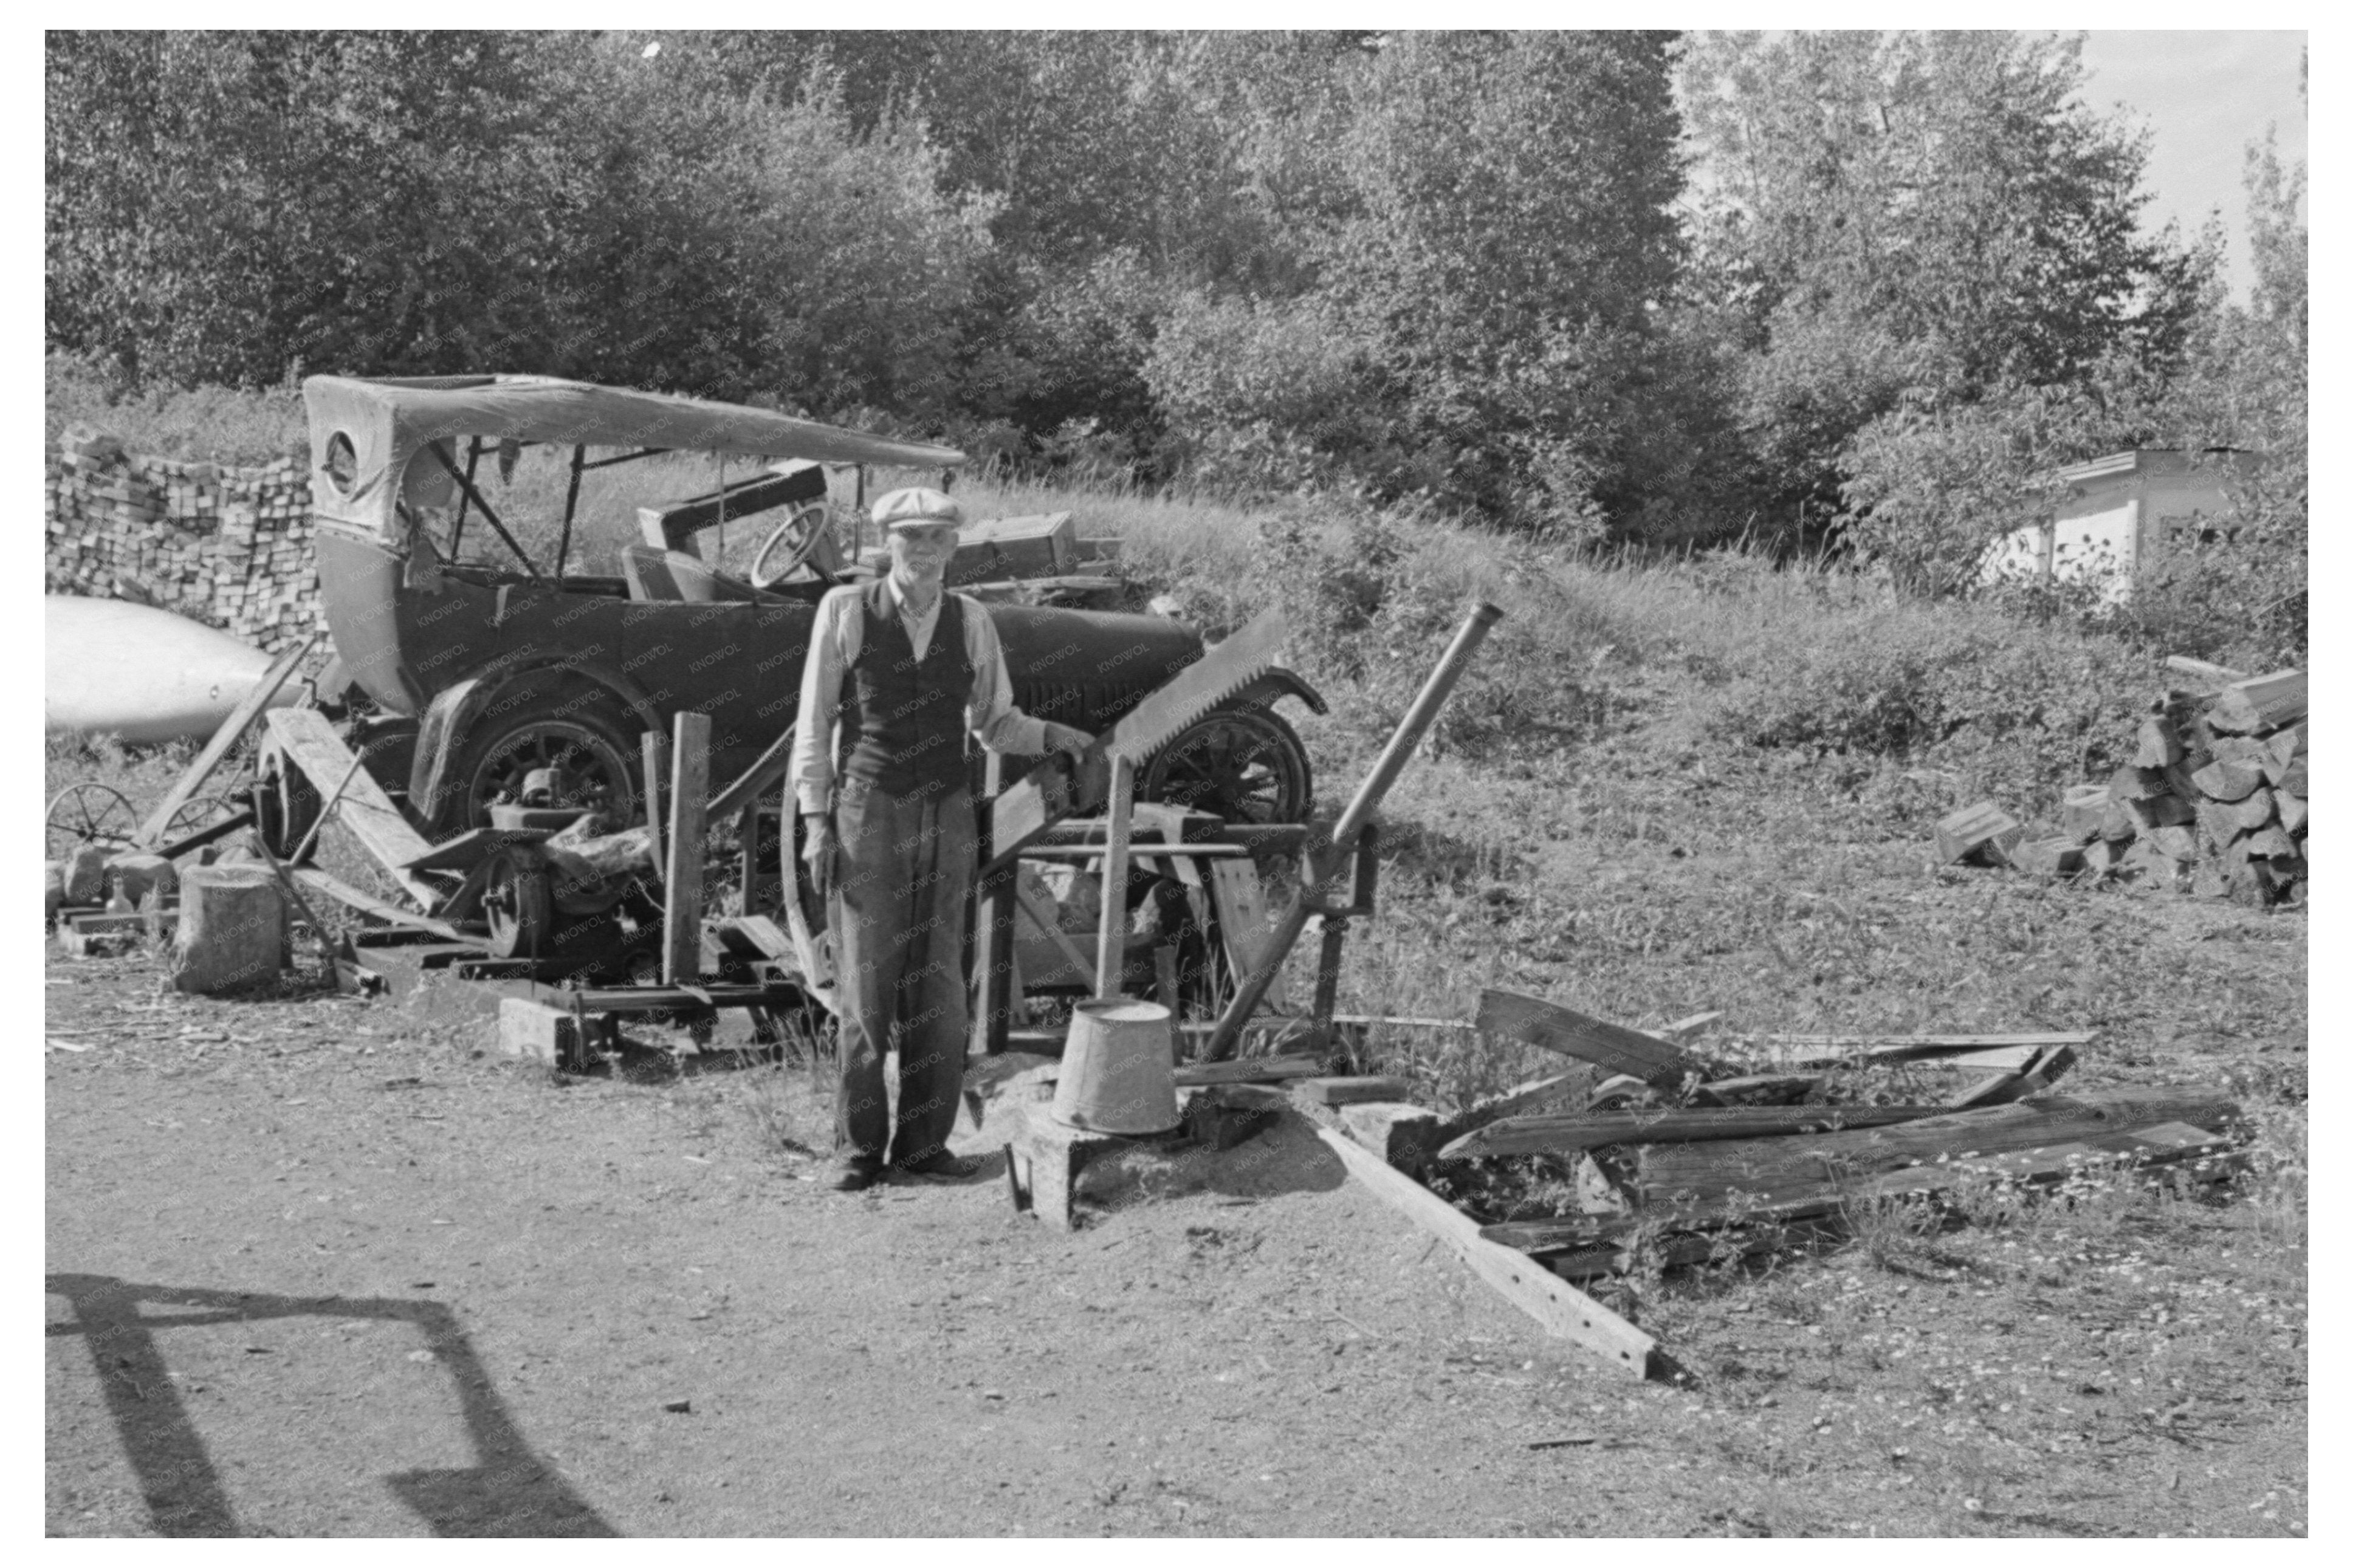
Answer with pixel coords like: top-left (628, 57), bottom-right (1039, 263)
top-left (837, 579), bottom-right (975, 796)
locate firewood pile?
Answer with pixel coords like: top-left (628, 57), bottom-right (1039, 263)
top-left (45, 425), bottom-right (322, 655)
top-left (1936, 663), bottom-right (2308, 907)
top-left (1427, 991), bottom-right (2248, 1284)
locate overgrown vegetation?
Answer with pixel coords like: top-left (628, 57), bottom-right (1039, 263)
top-left (47, 30), bottom-right (2304, 668)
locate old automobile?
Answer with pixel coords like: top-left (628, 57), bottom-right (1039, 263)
top-left (260, 375), bottom-right (1321, 872)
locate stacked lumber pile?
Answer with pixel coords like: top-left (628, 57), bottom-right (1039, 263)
top-left (1438, 990), bottom-right (2248, 1282)
top-left (46, 425), bottom-right (322, 655)
top-left (1939, 663), bottom-right (2307, 908)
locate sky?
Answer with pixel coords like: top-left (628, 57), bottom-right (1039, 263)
top-left (2072, 30), bottom-right (2307, 301)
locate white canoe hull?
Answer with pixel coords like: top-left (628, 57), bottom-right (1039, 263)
top-left (45, 596), bottom-right (301, 745)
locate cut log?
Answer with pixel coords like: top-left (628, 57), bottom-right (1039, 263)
top-left (1475, 989), bottom-right (1709, 1092)
top-left (105, 852), bottom-right (177, 906)
top-left (2264, 724), bottom-right (2305, 774)
top-left (171, 864), bottom-right (287, 995)
top-left (1337, 1102), bottom-right (1443, 1173)
top-left (2097, 801), bottom-right (2139, 843)
top-left (2206, 669), bottom-right (2306, 734)
top-left (2059, 784), bottom-right (2111, 841)
top-left (2107, 765), bottom-right (2168, 802)
top-left (2224, 787), bottom-right (2278, 833)
top-left (1933, 801), bottom-right (2024, 866)
top-left (2133, 716), bottom-right (2185, 768)
top-left (2279, 751), bottom-right (2307, 798)
top-left (1439, 1103), bottom-right (1949, 1161)
top-left (2125, 792), bottom-right (2194, 830)
top-left (2010, 837), bottom-right (2088, 878)
top-left (2276, 792), bottom-right (2307, 835)
top-left (1308, 1123), bottom-right (1658, 1379)
top-left (2191, 758), bottom-right (2265, 803)
top-left (2242, 825), bottom-right (2298, 860)
top-left (1629, 1085), bottom-right (2243, 1207)
top-left (63, 844), bottom-right (109, 905)
top-left (2149, 824), bottom-right (2199, 863)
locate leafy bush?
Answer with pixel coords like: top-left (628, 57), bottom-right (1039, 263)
top-left (44, 349), bottom-right (307, 466)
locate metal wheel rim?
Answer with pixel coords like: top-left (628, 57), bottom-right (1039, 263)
top-left (46, 783), bottom-right (136, 858)
top-left (1141, 710), bottom-right (1302, 825)
top-left (465, 721), bottom-right (635, 830)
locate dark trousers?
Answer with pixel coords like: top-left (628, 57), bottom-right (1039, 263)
top-left (829, 777), bottom-right (975, 1165)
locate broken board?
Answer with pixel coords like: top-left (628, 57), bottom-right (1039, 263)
top-left (265, 708), bottom-right (442, 909)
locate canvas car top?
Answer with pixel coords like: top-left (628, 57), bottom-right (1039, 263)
top-left (303, 374), bottom-right (966, 544)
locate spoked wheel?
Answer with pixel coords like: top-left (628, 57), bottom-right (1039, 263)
top-left (1136, 705), bottom-right (1313, 826)
top-left (481, 847), bottom-right (553, 960)
top-left (452, 699), bottom-right (638, 834)
top-left (252, 741), bottom-right (323, 861)
top-left (46, 783), bottom-right (137, 860)
top-left (162, 793), bottom-right (239, 841)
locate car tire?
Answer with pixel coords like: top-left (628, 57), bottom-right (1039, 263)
top-left (448, 685), bottom-right (642, 834)
top-left (1136, 703), bottom-right (1313, 826)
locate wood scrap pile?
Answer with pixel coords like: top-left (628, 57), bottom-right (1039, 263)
top-left (1432, 989), bottom-right (2250, 1284)
top-left (1937, 662), bottom-right (2307, 907)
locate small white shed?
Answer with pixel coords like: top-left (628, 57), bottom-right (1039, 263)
top-left (1982, 448), bottom-right (2259, 603)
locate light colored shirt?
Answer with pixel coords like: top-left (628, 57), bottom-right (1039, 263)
top-left (789, 575), bottom-right (1048, 815)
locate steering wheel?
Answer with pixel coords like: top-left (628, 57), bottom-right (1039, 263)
top-left (749, 502), bottom-right (841, 589)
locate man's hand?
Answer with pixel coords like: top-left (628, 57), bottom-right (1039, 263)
top-left (801, 818), bottom-right (836, 901)
top-left (1040, 722), bottom-right (1094, 758)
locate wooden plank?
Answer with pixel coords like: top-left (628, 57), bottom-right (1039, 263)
top-left (395, 826), bottom-right (555, 874)
top-left (1440, 1103), bottom-right (1948, 1161)
top-left (1458, 1070), bottom-right (1587, 1125)
top-left (2206, 668), bottom-right (2306, 734)
top-left (1172, 1057), bottom-right (1323, 1088)
top-left (1094, 754), bottom-right (1135, 1000)
top-left (1630, 1086), bottom-right (2241, 1207)
top-left (1310, 1123), bottom-right (1657, 1380)
top-left (662, 711), bottom-right (711, 986)
top-left (1291, 1076), bottom-right (1412, 1107)
top-left (972, 751), bottom-right (1018, 1056)
top-left (136, 632), bottom-right (317, 848)
top-left (1943, 1042), bottom-right (2077, 1110)
top-left (290, 868), bottom-right (465, 942)
top-left (263, 708), bottom-right (442, 908)
top-left (1209, 858), bottom-right (1293, 1010)
top-left (1759, 1030), bottom-right (2095, 1068)
top-left (1475, 989), bottom-right (1706, 1090)
top-left (640, 731), bottom-right (668, 877)
top-left (1933, 801), bottom-right (2024, 865)
top-left (1492, 1119), bottom-right (2247, 1256)
top-left (2163, 654), bottom-right (2248, 686)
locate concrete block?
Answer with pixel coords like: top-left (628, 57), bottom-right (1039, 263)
top-left (498, 996), bottom-right (588, 1067)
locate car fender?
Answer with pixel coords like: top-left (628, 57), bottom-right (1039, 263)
top-left (1222, 666), bottom-right (1328, 719)
top-left (408, 657), bottom-right (663, 827)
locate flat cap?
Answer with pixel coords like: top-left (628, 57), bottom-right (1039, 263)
top-left (870, 486), bottom-right (964, 530)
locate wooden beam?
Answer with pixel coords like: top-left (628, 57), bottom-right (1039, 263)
top-left (1440, 1103), bottom-right (1951, 1161)
top-left (1014, 879), bottom-right (1099, 993)
top-left (1172, 1057), bottom-right (1323, 1087)
top-left (1093, 753), bottom-right (1135, 1000)
top-left (1310, 1123), bottom-right (1657, 1380)
top-left (290, 867), bottom-right (464, 942)
top-left (1475, 989), bottom-right (1706, 1090)
top-left (1488, 1119), bottom-right (2247, 1256)
top-left (1209, 858), bottom-right (1293, 1012)
top-left (662, 711), bottom-right (711, 986)
top-left (137, 632), bottom-right (317, 848)
top-left (971, 751), bottom-right (1018, 1057)
top-left (263, 708), bottom-right (442, 909)
top-left (1630, 1086), bottom-right (2242, 1207)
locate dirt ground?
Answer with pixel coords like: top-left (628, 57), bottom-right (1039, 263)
top-left (47, 924), bottom-right (2305, 1539)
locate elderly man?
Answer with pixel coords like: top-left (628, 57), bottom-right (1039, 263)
top-left (789, 487), bottom-right (1093, 1191)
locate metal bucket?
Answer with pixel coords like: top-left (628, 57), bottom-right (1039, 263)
top-left (1052, 999), bottom-right (1181, 1135)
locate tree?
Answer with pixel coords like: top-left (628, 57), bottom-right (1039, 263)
top-left (1317, 30), bottom-right (1692, 529)
top-left (1680, 30), bottom-right (2209, 535)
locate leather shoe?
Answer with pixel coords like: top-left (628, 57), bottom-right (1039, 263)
top-left (827, 1159), bottom-right (883, 1192)
top-left (895, 1149), bottom-right (980, 1180)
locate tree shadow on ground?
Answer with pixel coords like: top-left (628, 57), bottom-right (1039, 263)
top-left (46, 1273), bottom-right (616, 1538)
